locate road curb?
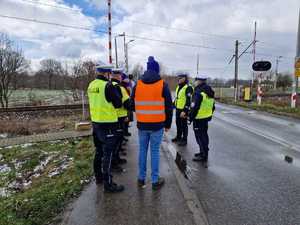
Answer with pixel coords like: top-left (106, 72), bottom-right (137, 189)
top-left (162, 136), bottom-right (209, 225)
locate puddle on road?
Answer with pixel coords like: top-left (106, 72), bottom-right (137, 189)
top-left (271, 151), bottom-right (300, 168)
top-left (194, 164), bottom-right (237, 181)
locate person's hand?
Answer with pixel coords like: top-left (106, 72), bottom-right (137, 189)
top-left (180, 112), bottom-right (186, 118)
top-left (164, 128), bottom-right (170, 132)
top-left (124, 117), bottom-right (129, 122)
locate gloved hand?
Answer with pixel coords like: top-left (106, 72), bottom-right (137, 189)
top-left (180, 111), bottom-right (187, 118)
top-left (187, 117), bottom-right (192, 125)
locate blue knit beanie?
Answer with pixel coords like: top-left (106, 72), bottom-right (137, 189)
top-left (147, 56), bottom-right (160, 74)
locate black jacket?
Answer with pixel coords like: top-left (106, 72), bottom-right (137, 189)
top-left (189, 83), bottom-right (215, 122)
top-left (111, 78), bottom-right (131, 111)
top-left (92, 76), bottom-right (122, 129)
top-left (131, 70), bottom-right (173, 130)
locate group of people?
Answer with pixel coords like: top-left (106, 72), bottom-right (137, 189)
top-left (87, 56), bottom-right (215, 194)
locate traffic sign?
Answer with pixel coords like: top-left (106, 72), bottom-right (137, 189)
top-left (295, 68), bottom-right (300, 77)
top-left (252, 61), bottom-right (272, 71)
top-left (295, 58), bottom-right (300, 69)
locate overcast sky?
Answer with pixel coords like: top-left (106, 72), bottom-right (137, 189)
top-left (0, 0), bottom-right (299, 79)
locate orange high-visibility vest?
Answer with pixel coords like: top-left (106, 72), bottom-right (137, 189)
top-left (135, 80), bottom-right (166, 123)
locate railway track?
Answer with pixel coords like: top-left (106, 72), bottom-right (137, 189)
top-left (0, 104), bottom-right (89, 113)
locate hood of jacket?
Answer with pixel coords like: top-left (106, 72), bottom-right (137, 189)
top-left (197, 83), bottom-right (215, 98)
top-left (140, 70), bottom-right (161, 84)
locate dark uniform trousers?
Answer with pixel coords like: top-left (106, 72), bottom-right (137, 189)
top-left (176, 109), bottom-right (188, 141)
top-left (112, 117), bottom-right (126, 163)
top-left (92, 123), bottom-right (119, 184)
top-left (193, 119), bottom-right (209, 160)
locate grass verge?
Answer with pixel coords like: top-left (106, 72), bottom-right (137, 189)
top-left (0, 137), bottom-right (94, 225)
top-left (218, 98), bottom-right (300, 119)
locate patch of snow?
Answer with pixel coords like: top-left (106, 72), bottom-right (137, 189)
top-left (0, 187), bottom-right (11, 197)
top-left (0, 164), bottom-right (11, 173)
top-left (23, 180), bottom-right (32, 189)
top-left (20, 143), bottom-right (34, 148)
top-left (0, 133), bottom-right (8, 138)
top-left (14, 160), bottom-right (26, 170)
top-left (5, 146), bottom-right (14, 149)
top-left (33, 155), bottom-right (54, 173)
top-left (8, 180), bottom-right (22, 190)
top-left (47, 157), bottom-right (73, 178)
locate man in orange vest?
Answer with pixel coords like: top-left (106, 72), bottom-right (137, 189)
top-left (131, 56), bottom-right (173, 190)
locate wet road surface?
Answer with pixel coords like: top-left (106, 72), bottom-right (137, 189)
top-left (169, 103), bottom-right (300, 225)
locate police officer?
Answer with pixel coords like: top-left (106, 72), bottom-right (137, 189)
top-left (87, 65), bottom-right (124, 193)
top-left (111, 68), bottom-right (131, 171)
top-left (189, 77), bottom-right (215, 168)
top-left (172, 74), bottom-right (193, 146)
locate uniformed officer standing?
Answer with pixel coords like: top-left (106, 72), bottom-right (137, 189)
top-left (87, 65), bottom-right (124, 193)
top-left (111, 69), bottom-right (131, 171)
top-left (172, 74), bottom-right (193, 146)
top-left (189, 77), bottom-right (215, 168)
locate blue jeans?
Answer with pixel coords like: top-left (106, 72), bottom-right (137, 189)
top-left (138, 128), bottom-right (164, 183)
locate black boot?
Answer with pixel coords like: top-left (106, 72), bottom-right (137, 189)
top-left (117, 157), bottom-right (127, 165)
top-left (202, 153), bottom-right (208, 168)
top-left (104, 182), bottom-right (125, 193)
top-left (95, 175), bottom-right (103, 185)
top-left (171, 137), bottom-right (181, 143)
top-left (152, 177), bottom-right (165, 190)
top-left (111, 164), bottom-right (125, 173)
top-left (193, 152), bottom-right (205, 162)
top-left (178, 139), bottom-right (187, 146)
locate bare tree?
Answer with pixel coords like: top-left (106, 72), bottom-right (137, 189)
top-left (40, 59), bottom-right (63, 90)
top-left (0, 34), bottom-right (27, 108)
top-left (70, 60), bottom-right (95, 101)
top-left (132, 63), bottom-right (144, 80)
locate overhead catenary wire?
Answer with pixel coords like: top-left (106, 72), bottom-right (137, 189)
top-left (20, 0), bottom-right (81, 12)
top-left (0, 14), bottom-right (234, 52)
top-left (14, 0), bottom-right (295, 52)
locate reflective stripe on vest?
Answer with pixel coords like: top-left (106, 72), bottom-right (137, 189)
top-left (135, 80), bottom-right (166, 123)
top-left (175, 84), bottom-right (188, 110)
top-left (113, 82), bottom-right (130, 118)
top-left (196, 92), bottom-right (215, 119)
top-left (87, 79), bottom-right (118, 123)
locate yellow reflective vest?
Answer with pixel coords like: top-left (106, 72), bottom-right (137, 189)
top-left (113, 81), bottom-right (130, 118)
top-left (87, 79), bottom-right (118, 123)
top-left (196, 92), bottom-right (215, 119)
top-left (175, 84), bottom-right (189, 110)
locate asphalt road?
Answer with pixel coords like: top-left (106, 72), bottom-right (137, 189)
top-left (168, 103), bottom-right (300, 225)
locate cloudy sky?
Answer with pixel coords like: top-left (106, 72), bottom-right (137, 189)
top-left (0, 0), bottom-right (299, 79)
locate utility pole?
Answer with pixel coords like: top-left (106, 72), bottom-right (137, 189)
top-left (114, 36), bottom-right (118, 68)
top-left (234, 40), bottom-right (239, 102)
top-left (274, 56), bottom-right (282, 90)
top-left (251, 21), bottom-right (257, 98)
top-left (197, 53), bottom-right (200, 75)
top-left (114, 33), bottom-right (125, 68)
top-left (292, 9), bottom-right (300, 108)
top-left (107, 0), bottom-right (112, 64)
top-left (125, 40), bottom-right (134, 73)
top-left (123, 32), bottom-right (126, 68)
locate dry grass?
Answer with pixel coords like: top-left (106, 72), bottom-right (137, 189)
top-left (0, 114), bottom-right (83, 137)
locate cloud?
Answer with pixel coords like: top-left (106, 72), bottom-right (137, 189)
top-left (0, 0), bottom-right (299, 79)
top-left (0, 0), bottom-right (107, 68)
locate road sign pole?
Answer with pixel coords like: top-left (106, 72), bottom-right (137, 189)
top-left (234, 40), bottom-right (239, 102)
top-left (292, 9), bottom-right (300, 108)
top-left (257, 73), bottom-right (262, 105)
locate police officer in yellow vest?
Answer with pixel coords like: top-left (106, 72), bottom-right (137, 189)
top-left (172, 74), bottom-right (193, 146)
top-left (189, 77), bottom-right (215, 168)
top-left (111, 68), bottom-right (131, 171)
top-left (87, 65), bottom-right (124, 193)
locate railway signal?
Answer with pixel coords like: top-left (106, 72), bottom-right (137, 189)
top-left (252, 61), bottom-right (272, 105)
